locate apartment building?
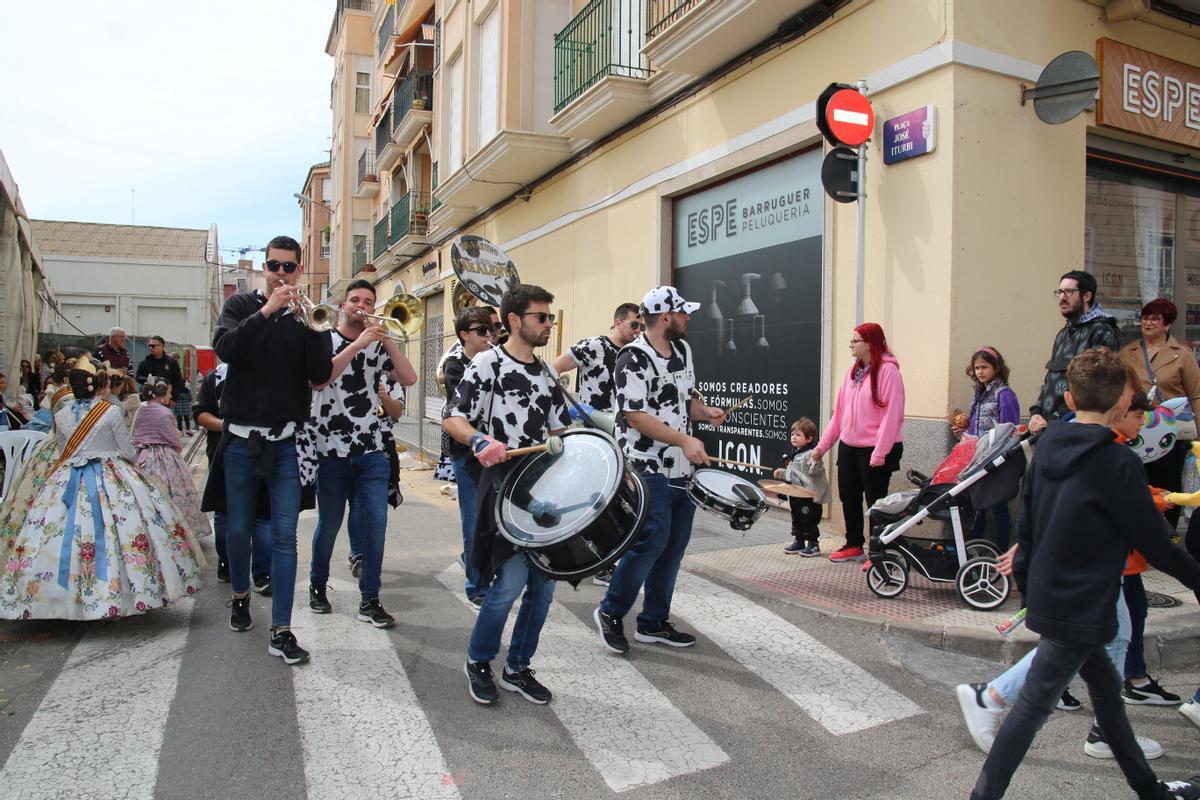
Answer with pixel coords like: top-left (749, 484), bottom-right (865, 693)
top-left (328, 0), bottom-right (1200, 475)
top-left (298, 161), bottom-right (332, 300)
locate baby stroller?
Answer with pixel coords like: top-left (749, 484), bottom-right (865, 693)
top-left (864, 422), bottom-right (1028, 610)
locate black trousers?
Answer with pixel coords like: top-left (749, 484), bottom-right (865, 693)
top-left (788, 497), bottom-right (820, 545)
top-left (836, 441), bottom-right (903, 548)
top-left (971, 635), bottom-right (1162, 800)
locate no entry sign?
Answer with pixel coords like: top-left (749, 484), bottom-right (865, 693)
top-left (823, 89), bottom-right (874, 146)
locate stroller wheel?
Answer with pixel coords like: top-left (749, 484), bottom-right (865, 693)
top-left (866, 553), bottom-right (908, 599)
top-left (963, 539), bottom-right (1001, 561)
top-left (955, 556), bottom-right (1011, 610)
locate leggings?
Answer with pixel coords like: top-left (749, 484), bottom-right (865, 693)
top-left (836, 441), bottom-right (903, 548)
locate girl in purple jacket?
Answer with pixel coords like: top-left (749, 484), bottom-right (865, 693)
top-left (961, 346), bottom-right (1020, 548)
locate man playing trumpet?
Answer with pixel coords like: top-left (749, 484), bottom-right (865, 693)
top-left (306, 279), bottom-right (417, 627)
top-left (444, 284), bottom-right (572, 707)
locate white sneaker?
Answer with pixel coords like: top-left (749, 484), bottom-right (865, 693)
top-left (1179, 700), bottom-right (1200, 731)
top-left (956, 683), bottom-right (1002, 755)
top-left (1083, 726), bottom-right (1163, 760)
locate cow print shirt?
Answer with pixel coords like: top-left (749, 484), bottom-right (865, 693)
top-left (567, 335), bottom-right (619, 413)
top-left (448, 346), bottom-right (571, 449)
top-left (309, 331), bottom-right (397, 458)
top-left (615, 339), bottom-right (696, 477)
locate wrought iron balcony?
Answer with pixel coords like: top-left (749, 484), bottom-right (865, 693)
top-left (388, 192), bottom-right (431, 247)
top-left (646, 0), bottom-right (696, 39)
top-left (374, 106), bottom-right (392, 157)
top-left (357, 149), bottom-right (377, 187)
top-left (396, 68), bottom-right (434, 116)
top-left (372, 218), bottom-right (389, 259)
top-left (376, 4), bottom-right (394, 61)
top-left (554, 0), bottom-right (651, 113)
top-left (353, 236), bottom-right (368, 274)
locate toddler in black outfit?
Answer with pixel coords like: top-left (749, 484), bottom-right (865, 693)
top-left (775, 418), bottom-right (827, 557)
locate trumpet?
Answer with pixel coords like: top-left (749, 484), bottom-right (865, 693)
top-left (291, 291), bottom-right (340, 333)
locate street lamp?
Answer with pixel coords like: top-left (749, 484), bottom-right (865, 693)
top-left (294, 192), bottom-right (334, 213)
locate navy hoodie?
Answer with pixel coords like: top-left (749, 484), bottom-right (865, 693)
top-left (1014, 420), bottom-right (1200, 645)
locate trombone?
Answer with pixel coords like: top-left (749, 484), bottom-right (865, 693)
top-left (297, 291), bottom-right (424, 343)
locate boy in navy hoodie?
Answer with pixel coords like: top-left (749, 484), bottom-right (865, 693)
top-left (971, 349), bottom-right (1200, 800)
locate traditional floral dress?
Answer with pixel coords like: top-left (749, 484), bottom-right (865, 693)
top-left (132, 400), bottom-right (210, 537)
top-left (0, 385), bottom-right (74, 539)
top-left (0, 397), bottom-right (205, 620)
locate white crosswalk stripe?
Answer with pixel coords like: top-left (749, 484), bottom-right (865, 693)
top-left (671, 571), bottom-right (923, 735)
top-left (436, 564), bottom-right (729, 793)
top-left (0, 600), bottom-right (195, 800)
top-left (289, 578), bottom-right (460, 800)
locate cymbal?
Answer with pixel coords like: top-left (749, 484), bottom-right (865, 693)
top-left (756, 480), bottom-right (816, 499)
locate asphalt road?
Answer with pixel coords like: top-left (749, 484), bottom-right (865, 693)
top-left (2, 473), bottom-right (1199, 800)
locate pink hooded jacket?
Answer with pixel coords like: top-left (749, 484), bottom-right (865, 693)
top-left (817, 353), bottom-right (905, 466)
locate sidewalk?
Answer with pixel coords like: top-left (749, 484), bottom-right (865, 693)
top-left (683, 502), bottom-right (1200, 670)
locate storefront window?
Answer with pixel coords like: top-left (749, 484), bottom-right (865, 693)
top-left (1084, 167), bottom-right (1176, 345)
top-left (1185, 194), bottom-right (1200, 347)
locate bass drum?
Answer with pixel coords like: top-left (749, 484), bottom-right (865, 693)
top-left (496, 428), bottom-right (648, 582)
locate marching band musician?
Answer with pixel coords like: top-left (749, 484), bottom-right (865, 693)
top-left (209, 235), bottom-right (333, 665)
top-left (306, 279), bottom-right (417, 628)
top-left (593, 286), bottom-right (726, 655)
top-left (550, 301), bottom-right (642, 587)
top-left (444, 284), bottom-right (572, 707)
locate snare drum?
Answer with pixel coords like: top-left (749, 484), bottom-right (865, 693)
top-left (496, 428), bottom-right (648, 581)
top-left (688, 469), bottom-right (767, 531)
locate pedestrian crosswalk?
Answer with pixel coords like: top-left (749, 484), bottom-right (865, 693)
top-left (0, 561), bottom-right (926, 800)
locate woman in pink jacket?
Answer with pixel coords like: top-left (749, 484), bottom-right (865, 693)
top-left (812, 323), bottom-right (905, 563)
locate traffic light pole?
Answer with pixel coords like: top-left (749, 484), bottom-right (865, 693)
top-left (855, 79), bottom-right (868, 326)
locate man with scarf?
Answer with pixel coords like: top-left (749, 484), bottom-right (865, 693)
top-left (1028, 270), bottom-right (1119, 434)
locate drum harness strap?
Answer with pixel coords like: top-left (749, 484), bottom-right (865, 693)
top-left (621, 337), bottom-right (694, 483)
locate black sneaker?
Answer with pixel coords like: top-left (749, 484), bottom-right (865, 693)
top-left (216, 560), bottom-right (230, 583)
top-left (1162, 776), bottom-right (1200, 800)
top-left (309, 584), bottom-right (332, 614)
top-left (348, 554), bottom-right (364, 579)
top-left (1057, 688), bottom-right (1081, 710)
top-left (634, 621), bottom-right (697, 648)
top-left (228, 594), bottom-right (252, 632)
top-left (268, 629), bottom-right (310, 665)
top-left (783, 539), bottom-right (805, 554)
top-left (465, 660), bottom-right (499, 705)
top-left (1124, 677), bottom-right (1183, 706)
top-left (592, 567), bottom-right (613, 587)
top-left (357, 598), bottom-right (395, 629)
top-left (499, 667), bottom-right (552, 704)
top-left (466, 595), bottom-right (484, 613)
top-left (252, 573), bottom-right (272, 597)
top-left (593, 607), bottom-right (629, 654)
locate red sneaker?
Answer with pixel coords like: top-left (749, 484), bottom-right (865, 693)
top-left (829, 545), bottom-right (865, 563)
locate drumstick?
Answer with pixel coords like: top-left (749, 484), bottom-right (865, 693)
top-left (709, 455), bottom-right (770, 471)
top-left (506, 436), bottom-right (564, 458)
top-left (723, 395), bottom-right (753, 415)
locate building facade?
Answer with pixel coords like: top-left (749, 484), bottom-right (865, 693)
top-left (328, 0), bottom-right (1200, 476)
top-left (299, 161), bottom-right (333, 300)
top-left (30, 220), bottom-right (220, 347)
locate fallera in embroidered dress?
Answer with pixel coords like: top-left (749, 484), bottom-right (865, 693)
top-left (0, 397), bottom-right (205, 620)
top-left (0, 387), bottom-right (76, 544)
top-left (132, 401), bottom-right (210, 538)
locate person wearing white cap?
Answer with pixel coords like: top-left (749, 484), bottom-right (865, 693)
top-left (594, 285), bottom-right (727, 654)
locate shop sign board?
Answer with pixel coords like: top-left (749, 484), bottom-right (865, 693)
top-left (1096, 38), bottom-right (1200, 149)
top-left (882, 106), bottom-right (937, 164)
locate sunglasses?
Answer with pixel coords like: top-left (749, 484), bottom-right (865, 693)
top-left (521, 312), bottom-right (556, 325)
top-left (622, 320), bottom-right (645, 331)
top-left (265, 259), bottom-right (299, 274)
top-left (467, 326), bottom-right (494, 337)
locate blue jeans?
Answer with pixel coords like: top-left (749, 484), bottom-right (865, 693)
top-left (971, 503), bottom-right (1013, 551)
top-left (600, 473), bottom-right (696, 630)
top-left (224, 436), bottom-right (301, 628)
top-left (451, 455), bottom-right (483, 597)
top-left (310, 451), bottom-right (389, 600)
top-left (467, 553), bottom-right (555, 673)
top-left (213, 511), bottom-right (272, 577)
top-left (972, 633), bottom-right (1159, 800)
top-left (1123, 574), bottom-right (1149, 679)
top-left (991, 588), bottom-right (1131, 705)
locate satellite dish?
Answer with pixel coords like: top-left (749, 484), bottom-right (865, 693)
top-left (448, 235), bottom-right (520, 307)
top-left (1020, 51), bottom-right (1100, 124)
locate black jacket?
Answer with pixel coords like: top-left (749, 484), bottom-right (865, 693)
top-left (1029, 313), bottom-right (1120, 421)
top-left (192, 367), bottom-right (223, 462)
top-left (1014, 421), bottom-right (1200, 644)
top-left (212, 291), bottom-right (332, 428)
top-left (136, 353), bottom-right (185, 398)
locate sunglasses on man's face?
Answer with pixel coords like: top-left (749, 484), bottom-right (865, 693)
top-left (521, 312), bottom-right (556, 325)
top-left (623, 320), bottom-right (645, 331)
top-left (265, 259), bottom-right (299, 274)
top-left (467, 326), bottom-right (494, 337)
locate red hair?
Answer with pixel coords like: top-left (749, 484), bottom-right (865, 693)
top-left (1140, 298), bottom-right (1177, 326)
top-left (855, 322), bottom-right (892, 408)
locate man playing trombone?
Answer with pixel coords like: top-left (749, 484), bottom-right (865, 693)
top-left (306, 279), bottom-right (417, 627)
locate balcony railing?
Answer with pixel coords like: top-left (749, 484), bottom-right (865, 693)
top-left (430, 163), bottom-right (441, 212)
top-left (331, 0), bottom-right (374, 42)
top-left (395, 68), bottom-right (434, 116)
top-left (646, 0), bottom-right (697, 39)
top-left (388, 192), bottom-right (432, 244)
top-left (372, 218), bottom-right (389, 259)
top-left (376, 4), bottom-right (394, 60)
top-left (374, 105), bottom-right (392, 155)
top-left (554, 0), bottom-right (651, 113)
top-left (353, 236), bottom-right (368, 273)
top-left (357, 149), bottom-right (377, 187)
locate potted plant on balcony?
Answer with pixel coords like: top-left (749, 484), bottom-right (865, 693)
top-left (412, 95), bottom-right (427, 110)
